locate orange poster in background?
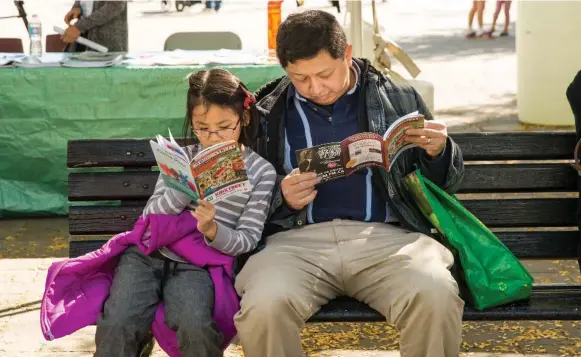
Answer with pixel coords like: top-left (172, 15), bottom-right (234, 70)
top-left (267, 1), bottom-right (283, 55)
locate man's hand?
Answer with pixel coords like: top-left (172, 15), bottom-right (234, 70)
top-left (64, 8), bottom-right (81, 25)
top-left (281, 169), bottom-right (319, 211)
top-left (61, 25), bottom-right (81, 44)
top-left (405, 120), bottom-right (448, 158)
top-left (191, 200), bottom-right (218, 240)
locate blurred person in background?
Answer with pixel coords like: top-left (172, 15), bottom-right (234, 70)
top-left (203, 0), bottom-right (221, 12)
top-left (466, 0), bottom-right (485, 38)
top-left (484, 0), bottom-right (512, 38)
top-left (62, 1), bottom-right (128, 52)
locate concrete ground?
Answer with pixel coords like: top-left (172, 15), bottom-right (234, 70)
top-left (1, 0), bottom-right (579, 356)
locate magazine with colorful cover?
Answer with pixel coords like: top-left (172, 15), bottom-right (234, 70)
top-left (149, 130), bottom-right (251, 203)
top-left (295, 112), bottom-right (425, 183)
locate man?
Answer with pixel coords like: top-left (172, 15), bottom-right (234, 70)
top-left (235, 10), bottom-right (465, 357)
top-left (62, 1), bottom-right (128, 52)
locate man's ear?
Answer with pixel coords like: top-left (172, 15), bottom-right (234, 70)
top-left (345, 44), bottom-right (353, 65)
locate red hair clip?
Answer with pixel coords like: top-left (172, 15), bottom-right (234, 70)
top-left (242, 87), bottom-right (256, 109)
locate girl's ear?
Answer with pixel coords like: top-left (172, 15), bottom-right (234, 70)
top-left (242, 110), bottom-right (251, 127)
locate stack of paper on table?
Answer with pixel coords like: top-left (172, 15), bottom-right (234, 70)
top-left (207, 49), bottom-right (267, 65)
top-left (122, 49), bottom-right (267, 67)
top-left (61, 52), bottom-right (124, 68)
top-left (0, 53), bottom-right (27, 66)
top-left (12, 53), bottom-right (69, 68)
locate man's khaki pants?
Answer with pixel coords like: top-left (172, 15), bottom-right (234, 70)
top-left (234, 220), bottom-right (464, 357)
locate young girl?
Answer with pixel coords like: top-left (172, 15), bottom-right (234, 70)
top-left (94, 69), bottom-right (277, 357)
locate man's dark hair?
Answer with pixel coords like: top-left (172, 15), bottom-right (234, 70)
top-left (276, 10), bottom-right (347, 68)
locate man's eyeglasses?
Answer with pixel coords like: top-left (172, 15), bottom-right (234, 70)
top-left (193, 120), bottom-right (241, 139)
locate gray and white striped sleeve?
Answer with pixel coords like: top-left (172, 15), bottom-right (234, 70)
top-left (142, 174), bottom-right (192, 216)
top-left (207, 156), bottom-right (277, 256)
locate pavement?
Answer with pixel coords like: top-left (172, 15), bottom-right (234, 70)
top-left (1, 0), bottom-right (579, 356)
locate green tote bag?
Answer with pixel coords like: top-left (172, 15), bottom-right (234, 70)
top-left (404, 169), bottom-right (534, 310)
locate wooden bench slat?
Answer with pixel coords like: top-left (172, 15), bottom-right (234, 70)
top-left (69, 239), bottom-right (110, 258)
top-left (309, 285), bottom-right (581, 322)
top-left (68, 198), bottom-right (577, 235)
top-left (488, 231), bottom-right (578, 259)
top-left (67, 132), bottom-right (576, 168)
top-left (70, 206), bottom-right (145, 235)
top-left (67, 139), bottom-right (181, 168)
top-left (69, 172), bottom-right (159, 201)
top-left (68, 230), bottom-right (579, 259)
top-left (460, 163), bottom-right (577, 193)
top-left (68, 164), bottom-right (578, 201)
top-left (453, 132), bottom-right (576, 161)
top-left (463, 198), bottom-right (577, 227)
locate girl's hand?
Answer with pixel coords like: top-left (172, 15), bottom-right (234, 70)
top-left (191, 200), bottom-right (218, 240)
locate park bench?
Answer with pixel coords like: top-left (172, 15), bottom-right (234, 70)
top-left (67, 131), bottom-right (580, 355)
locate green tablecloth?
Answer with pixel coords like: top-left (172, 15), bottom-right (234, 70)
top-left (0, 64), bottom-right (285, 217)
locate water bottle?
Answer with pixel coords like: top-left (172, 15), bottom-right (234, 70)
top-left (28, 15), bottom-right (42, 58)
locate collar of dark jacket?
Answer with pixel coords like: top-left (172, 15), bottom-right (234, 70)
top-left (255, 58), bottom-right (375, 116)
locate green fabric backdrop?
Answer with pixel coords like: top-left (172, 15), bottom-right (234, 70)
top-left (0, 65), bottom-right (285, 217)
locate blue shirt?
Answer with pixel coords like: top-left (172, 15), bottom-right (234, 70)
top-left (284, 63), bottom-right (390, 224)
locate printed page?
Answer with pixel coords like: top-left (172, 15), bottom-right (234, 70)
top-left (191, 141), bottom-right (251, 203)
top-left (296, 142), bottom-right (344, 184)
top-left (382, 112), bottom-right (425, 170)
top-left (340, 132), bottom-right (385, 176)
top-left (150, 140), bottom-right (200, 202)
top-left (156, 129), bottom-right (188, 159)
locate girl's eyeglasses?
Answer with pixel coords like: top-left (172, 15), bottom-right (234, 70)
top-left (193, 120), bottom-right (241, 139)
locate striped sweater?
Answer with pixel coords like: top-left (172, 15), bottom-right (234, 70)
top-left (142, 144), bottom-right (277, 261)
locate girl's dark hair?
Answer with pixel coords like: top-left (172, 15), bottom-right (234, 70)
top-left (183, 69), bottom-right (259, 150)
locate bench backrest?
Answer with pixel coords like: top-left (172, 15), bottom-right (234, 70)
top-left (67, 132), bottom-right (579, 260)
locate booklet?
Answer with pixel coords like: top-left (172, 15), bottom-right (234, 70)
top-left (149, 130), bottom-right (251, 203)
top-left (295, 112), bottom-right (425, 183)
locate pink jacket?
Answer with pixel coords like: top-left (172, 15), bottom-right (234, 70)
top-left (40, 212), bottom-right (239, 356)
